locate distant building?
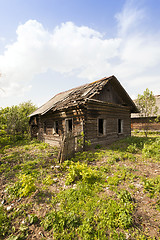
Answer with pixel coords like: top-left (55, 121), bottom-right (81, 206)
top-left (131, 95), bottom-right (160, 131)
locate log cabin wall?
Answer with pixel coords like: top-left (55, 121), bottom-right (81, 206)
top-left (36, 111), bottom-right (63, 147)
top-left (36, 108), bottom-right (84, 148)
top-left (84, 101), bottom-right (131, 147)
top-left (32, 101), bottom-right (131, 149)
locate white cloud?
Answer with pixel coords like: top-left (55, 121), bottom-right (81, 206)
top-left (116, 0), bottom-right (145, 37)
top-left (0, 0), bottom-right (160, 103)
top-left (0, 37), bottom-right (5, 42)
top-left (0, 20), bottom-right (121, 97)
top-left (113, 1), bottom-right (160, 97)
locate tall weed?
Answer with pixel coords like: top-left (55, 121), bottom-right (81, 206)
top-left (142, 138), bottom-right (160, 160)
top-left (7, 174), bottom-right (36, 198)
top-left (0, 206), bottom-right (10, 237)
top-left (65, 161), bottom-right (102, 185)
top-left (41, 183), bottom-right (134, 239)
top-left (143, 176), bottom-right (160, 198)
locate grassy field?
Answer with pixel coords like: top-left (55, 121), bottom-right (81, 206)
top-left (0, 134), bottom-right (160, 240)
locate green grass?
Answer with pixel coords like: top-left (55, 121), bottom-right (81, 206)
top-left (0, 136), bottom-right (160, 239)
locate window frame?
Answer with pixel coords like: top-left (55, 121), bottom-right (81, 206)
top-left (98, 118), bottom-right (106, 136)
top-left (118, 119), bottom-right (123, 134)
top-left (53, 121), bottom-right (59, 135)
top-left (65, 118), bottom-right (73, 134)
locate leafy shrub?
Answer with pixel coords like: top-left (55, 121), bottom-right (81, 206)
top-left (65, 161), bottom-right (102, 185)
top-left (111, 136), bottom-right (151, 152)
top-left (99, 198), bottom-right (133, 229)
top-left (143, 176), bottom-right (160, 198)
top-left (0, 130), bottom-right (12, 147)
top-left (0, 206), bottom-right (10, 237)
top-left (43, 174), bottom-right (56, 185)
top-left (38, 142), bottom-right (49, 150)
top-left (8, 174), bottom-right (36, 198)
top-left (119, 152), bottom-right (136, 162)
top-left (20, 159), bottom-right (40, 176)
top-left (42, 210), bottom-right (81, 234)
top-left (118, 190), bottom-right (132, 203)
top-left (127, 143), bottom-right (138, 153)
top-left (41, 184), bottom-right (134, 239)
top-left (109, 231), bottom-right (126, 240)
top-left (106, 169), bottom-right (128, 187)
top-left (142, 138), bottom-right (160, 160)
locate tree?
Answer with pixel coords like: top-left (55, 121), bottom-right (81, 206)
top-left (135, 88), bottom-right (158, 136)
top-left (0, 101), bottom-right (36, 139)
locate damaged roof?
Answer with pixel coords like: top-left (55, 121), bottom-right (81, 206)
top-left (29, 75), bottom-right (138, 117)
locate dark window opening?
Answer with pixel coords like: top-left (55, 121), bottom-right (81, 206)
top-left (66, 119), bottom-right (73, 133)
top-left (98, 119), bottom-right (104, 135)
top-left (118, 119), bottom-right (123, 133)
top-left (68, 119), bottom-right (72, 132)
top-left (55, 121), bottom-right (58, 134)
top-left (53, 121), bottom-right (59, 134)
top-left (43, 122), bottom-right (46, 134)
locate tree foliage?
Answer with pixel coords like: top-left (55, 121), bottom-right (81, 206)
top-left (0, 101), bottom-right (36, 146)
top-left (136, 88), bottom-right (158, 118)
top-left (135, 88), bottom-right (158, 136)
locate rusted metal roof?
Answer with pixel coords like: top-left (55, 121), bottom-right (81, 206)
top-left (29, 75), bottom-right (138, 117)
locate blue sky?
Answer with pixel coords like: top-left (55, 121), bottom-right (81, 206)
top-left (0, 0), bottom-right (160, 108)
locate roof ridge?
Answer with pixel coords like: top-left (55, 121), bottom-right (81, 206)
top-left (53, 76), bottom-right (112, 98)
top-left (30, 75), bottom-right (136, 118)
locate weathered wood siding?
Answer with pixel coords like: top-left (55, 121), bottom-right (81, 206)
top-left (131, 117), bottom-right (160, 131)
top-left (31, 101), bottom-right (131, 150)
top-left (84, 101), bottom-right (131, 146)
top-left (92, 82), bottom-right (124, 105)
top-left (36, 108), bottom-right (84, 148)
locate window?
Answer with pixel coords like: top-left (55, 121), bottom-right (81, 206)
top-left (53, 121), bottom-right (59, 134)
top-left (55, 121), bottom-right (58, 134)
top-left (66, 119), bottom-right (73, 133)
top-left (98, 119), bottom-right (104, 134)
top-left (98, 119), bottom-right (106, 135)
top-left (43, 122), bottom-right (46, 134)
top-left (118, 119), bottom-right (123, 133)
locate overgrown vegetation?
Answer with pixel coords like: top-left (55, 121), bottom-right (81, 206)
top-left (0, 133), bottom-right (160, 239)
top-left (0, 101), bottom-right (36, 148)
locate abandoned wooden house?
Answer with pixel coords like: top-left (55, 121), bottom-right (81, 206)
top-left (131, 95), bottom-right (160, 131)
top-left (29, 75), bottom-right (138, 159)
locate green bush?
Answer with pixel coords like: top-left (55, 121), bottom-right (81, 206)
top-left (0, 206), bottom-right (10, 237)
top-left (127, 143), bottom-right (138, 153)
top-left (0, 130), bottom-right (11, 147)
top-left (143, 176), bottom-right (160, 198)
top-left (105, 169), bottom-right (129, 187)
top-left (142, 138), bottom-right (160, 160)
top-left (0, 101), bottom-right (36, 148)
top-left (65, 161), bottom-right (102, 185)
top-left (41, 185), bottom-right (134, 239)
top-left (8, 174), bottom-right (36, 198)
top-left (118, 190), bottom-right (133, 203)
top-left (99, 198), bottom-right (133, 229)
